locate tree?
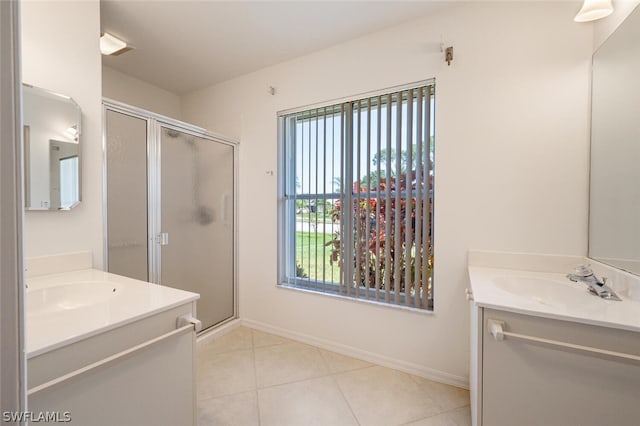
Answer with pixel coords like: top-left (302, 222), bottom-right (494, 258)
top-left (363, 143), bottom-right (430, 190)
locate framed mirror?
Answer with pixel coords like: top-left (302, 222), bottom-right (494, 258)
top-left (23, 84), bottom-right (82, 210)
top-left (589, 5), bottom-right (640, 274)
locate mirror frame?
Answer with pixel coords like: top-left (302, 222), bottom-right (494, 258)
top-left (22, 83), bottom-right (82, 211)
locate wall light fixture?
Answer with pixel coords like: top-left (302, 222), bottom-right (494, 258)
top-left (100, 32), bottom-right (131, 56)
top-left (574, 0), bottom-right (614, 22)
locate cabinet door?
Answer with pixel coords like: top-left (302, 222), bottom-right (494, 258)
top-left (482, 309), bottom-right (640, 426)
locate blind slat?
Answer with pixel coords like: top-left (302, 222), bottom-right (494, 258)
top-left (414, 87), bottom-right (423, 309)
top-left (331, 109), bottom-right (337, 285)
top-left (422, 86), bottom-right (432, 308)
top-left (365, 98), bottom-right (372, 298)
top-left (340, 103), bottom-right (346, 294)
top-left (355, 100), bottom-right (361, 298)
top-left (300, 115), bottom-right (306, 284)
top-left (314, 109), bottom-right (319, 289)
top-left (374, 95), bottom-right (382, 302)
top-left (291, 117), bottom-right (297, 286)
top-left (393, 91), bottom-right (402, 304)
top-left (343, 103), bottom-right (354, 296)
top-left (307, 114), bottom-right (312, 286)
top-left (404, 89), bottom-right (414, 307)
top-left (322, 107), bottom-right (327, 291)
top-left (384, 93), bottom-right (392, 304)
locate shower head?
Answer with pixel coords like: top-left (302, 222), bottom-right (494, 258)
top-left (166, 129), bottom-right (198, 148)
top-left (166, 129), bottom-right (180, 138)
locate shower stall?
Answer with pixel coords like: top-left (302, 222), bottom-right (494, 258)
top-left (103, 100), bottom-right (237, 331)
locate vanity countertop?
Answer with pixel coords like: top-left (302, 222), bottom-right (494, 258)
top-left (26, 268), bottom-right (199, 358)
top-left (469, 265), bottom-right (640, 333)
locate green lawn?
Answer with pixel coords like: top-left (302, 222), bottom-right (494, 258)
top-left (295, 231), bottom-right (341, 283)
top-left (295, 212), bottom-right (333, 223)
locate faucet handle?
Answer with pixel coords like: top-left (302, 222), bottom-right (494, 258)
top-left (574, 264), bottom-right (593, 277)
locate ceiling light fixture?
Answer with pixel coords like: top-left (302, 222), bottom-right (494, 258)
top-left (100, 32), bottom-right (131, 56)
top-left (65, 125), bottom-right (79, 142)
top-left (574, 0), bottom-right (614, 22)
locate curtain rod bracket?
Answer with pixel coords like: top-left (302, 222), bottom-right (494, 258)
top-left (445, 46), bottom-right (453, 66)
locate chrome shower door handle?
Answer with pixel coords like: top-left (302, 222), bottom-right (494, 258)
top-left (157, 232), bottom-right (169, 246)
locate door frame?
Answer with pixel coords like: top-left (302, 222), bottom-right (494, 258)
top-left (1, 0), bottom-right (27, 420)
top-left (102, 99), bottom-right (239, 329)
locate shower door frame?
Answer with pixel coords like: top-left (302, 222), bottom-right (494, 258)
top-left (102, 99), bottom-right (239, 328)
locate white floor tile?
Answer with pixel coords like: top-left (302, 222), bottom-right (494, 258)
top-left (334, 366), bottom-right (444, 426)
top-left (198, 391), bottom-right (259, 426)
top-left (197, 327), bottom-right (253, 360)
top-left (403, 406), bottom-right (472, 426)
top-left (319, 348), bottom-right (372, 374)
top-left (411, 377), bottom-right (470, 412)
top-left (258, 377), bottom-right (359, 426)
top-left (254, 341), bottom-right (329, 388)
top-left (196, 327), bottom-right (471, 426)
top-left (252, 329), bottom-right (292, 348)
top-left (197, 349), bottom-right (256, 400)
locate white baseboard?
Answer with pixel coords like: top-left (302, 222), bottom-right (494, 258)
top-left (241, 318), bottom-right (469, 390)
top-left (196, 318), bottom-right (243, 346)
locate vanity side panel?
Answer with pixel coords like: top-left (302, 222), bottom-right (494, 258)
top-left (482, 309), bottom-right (640, 426)
top-left (469, 302), bottom-right (482, 426)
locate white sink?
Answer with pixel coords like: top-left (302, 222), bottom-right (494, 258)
top-left (27, 282), bottom-right (122, 316)
top-left (491, 276), bottom-right (603, 309)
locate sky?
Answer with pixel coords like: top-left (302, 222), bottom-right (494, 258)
top-left (291, 92), bottom-right (435, 196)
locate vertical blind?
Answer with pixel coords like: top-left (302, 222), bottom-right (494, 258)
top-left (280, 82), bottom-right (435, 310)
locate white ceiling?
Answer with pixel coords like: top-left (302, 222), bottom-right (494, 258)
top-left (101, 1), bottom-right (452, 95)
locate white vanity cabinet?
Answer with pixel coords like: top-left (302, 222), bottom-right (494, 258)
top-left (28, 302), bottom-right (198, 426)
top-left (25, 265), bottom-right (200, 426)
top-left (470, 303), bottom-right (640, 426)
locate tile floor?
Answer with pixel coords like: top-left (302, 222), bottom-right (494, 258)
top-left (197, 327), bottom-right (470, 426)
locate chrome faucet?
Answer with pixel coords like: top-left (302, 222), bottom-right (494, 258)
top-left (567, 265), bottom-right (621, 301)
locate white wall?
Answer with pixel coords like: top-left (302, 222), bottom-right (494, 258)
top-left (21, 0), bottom-right (103, 267)
top-left (593, 0), bottom-right (640, 51)
top-left (102, 66), bottom-right (182, 120)
top-left (182, 2), bottom-right (593, 384)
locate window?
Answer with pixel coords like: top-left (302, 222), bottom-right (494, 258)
top-left (59, 155), bottom-right (79, 209)
top-left (279, 82), bottom-right (435, 310)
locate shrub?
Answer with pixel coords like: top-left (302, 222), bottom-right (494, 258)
top-left (326, 170), bottom-right (432, 300)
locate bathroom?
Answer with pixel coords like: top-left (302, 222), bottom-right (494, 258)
top-left (1, 0), bottom-right (639, 425)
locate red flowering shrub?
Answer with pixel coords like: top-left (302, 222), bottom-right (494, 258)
top-left (327, 171), bottom-right (433, 300)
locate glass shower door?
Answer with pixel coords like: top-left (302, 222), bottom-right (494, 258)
top-left (105, 110), bottom-right (149, 282)
top-left (159, 126), bottom-right (234, 330)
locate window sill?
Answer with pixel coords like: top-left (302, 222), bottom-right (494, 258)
top-left (276, 282), bottom-right (435, 315)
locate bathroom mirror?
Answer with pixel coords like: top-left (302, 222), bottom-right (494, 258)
top-left (23, 84), bottom-right (82, 210)
top-left (589, 5), bottom-right (640, 275)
